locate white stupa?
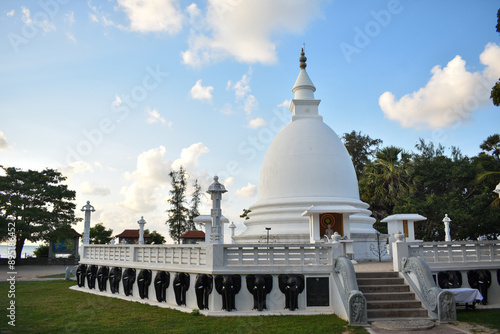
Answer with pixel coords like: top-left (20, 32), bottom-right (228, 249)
top-left (234, 49), bottom-right (378, 260)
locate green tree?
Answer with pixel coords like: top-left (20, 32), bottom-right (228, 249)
top-left (394, 139), bottom-right (500, 241)
top-left (187, 179), bottom-right (202, 230)
top-left (342, 130), bottom-right (383, 180)
top-left (0, 166), bottom-right (80, 260)
top-left (33, 244), bottom-right (49, 258)
top-left (480, 134), bottom-right (500, 160)
top-left (240, 208), bottom-right (251, 220)
top-left (166, 166), bottom-right (189, 243)
top-left (491, 9), bottom-right (500, 106)
top-left (89, 223), bottom-right (113, 244)
top-left (144, 229), bottom-right (166, 244)
top-left (359, 146), bottom-right (411, 225)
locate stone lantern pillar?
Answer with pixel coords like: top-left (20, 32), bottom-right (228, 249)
top-left (207, 176), bottom-right (227, 244)
top-left (138, 216), bottom-right (146, 245)
top-left (443, 214), bottom-right (452, 242)
top-left (228, 222), bottom-right (236, 244)
top-left (81, 201), bottom-right (95, 245)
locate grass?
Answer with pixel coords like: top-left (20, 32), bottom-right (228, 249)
top-left (0, 281), bottom-right (367, 334)
top-left (456, 308), bottom-right (500, 331)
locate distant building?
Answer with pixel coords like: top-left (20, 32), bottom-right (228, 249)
top-left (179, 230), bottom-right (205, 244)
top-left (115, 229), bottom-right (150, 244)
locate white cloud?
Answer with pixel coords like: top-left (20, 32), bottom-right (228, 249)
top-left (65, 11), bottom-right (75, 25)
top-left (227, 70), bottom-right (258, 116)
top-left (88, 2), bottom-right (127, 31)
top-left (6, 10), bottom-right (15, 17)
top-left (146, 107), bottom-right (167, 125)
top-left (81, 181), bottom-right (111, 196)
top-left (121, 143), bottom-right (210, 212)
top-left (277, 99), bottom-right (291, 109)
top-left (116, 0), bottom-right (184, 34)
top-left (172, 142), bottom-right (210, 171)
top-left (247, 117), bottom-right (267, 129)
top-left (21, 7), bottom-right (32, 25)
top-left (66, 32), bottom-right (77, 43)
top-left (112, 94), bottom-right (122, 107)
top-left (121, 146), bottom-right (172, 212)
top-left (236, 183), bottom-right (256, 198)
top-left (380, 43), bottom-right (500, 129)
top-left (0, 131), bottom-right (10, 150)
top-left (181, 0), bottom-right (322, 66)
top-left (219, 103), bottom-right (234, 115)
top-left (190, 79), bottom-right (214, 102)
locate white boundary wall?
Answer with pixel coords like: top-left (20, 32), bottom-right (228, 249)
top-left (74, 243), bottom-right (347, 316)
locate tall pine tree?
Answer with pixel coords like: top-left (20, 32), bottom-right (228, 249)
top-left (166, 166), bottom-right (189, 243)
top-left (187, 179), bottom-right (202, 231)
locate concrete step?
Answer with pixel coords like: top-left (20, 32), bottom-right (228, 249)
top-left (363, 291), bottom-right (416, 301)
top-left (367, 300), bottom-right (423, 309)
top-left (367, 307), bottom-right (429, 319)
top-left (357, 277), bottom-right (404, 286)
top-left (359, 284), bottom-right (410, 293)
top-left (356, 271), bottom-right (399, 279)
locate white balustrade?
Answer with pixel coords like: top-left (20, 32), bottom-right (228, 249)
top-left (394, 240), bottom-right (500, 271)
top-left (80, 243), bottom-right (339, 274)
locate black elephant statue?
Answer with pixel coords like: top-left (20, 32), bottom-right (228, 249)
top-left (97, 266), bottom-right (109, 292)
top-left (122, 268), bottom-right (136, 296)
top-left (195, 274), bottom-right (213, 310)
top-left (109, 267), bottom-right (122, 294)
top-left (468, 269), bottom-right (491, 305)
top-left (86, 265), bottom-right (98, 289)
top-left (437, 271), bottom-right (462, 289)
top-left (278, 274), bottom-right (304, 311)
top-left (173, 272), bottom-right (190, 306)
top-left (138, 269), bottom-right (152, 299)
top-left (154, 271), bottom-right (170, 303)
top-left (215, 274), bottom-right (241, 311)
top-left (246, 274), bottom-right (273, 311)
top-left (76, 264), bottom-right (87, 287)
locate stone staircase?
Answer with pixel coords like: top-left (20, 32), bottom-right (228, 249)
top-left (357, 271), bottom-right (429, 321)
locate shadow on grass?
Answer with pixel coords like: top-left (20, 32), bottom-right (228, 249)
top-left (0, 281), bottom-right (368, 334)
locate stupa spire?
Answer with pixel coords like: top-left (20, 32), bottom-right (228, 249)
top-left (299, 47), bottom-right (307, 69)
top-left (292, 47), bottom-right (316, 100)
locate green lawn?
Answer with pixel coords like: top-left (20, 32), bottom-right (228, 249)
top-left (2, 280), bottom-right (500, 334)
top-left (0, 281), bottom-right (367, 334)
top-left (456, 308), bottom-right (500, 331)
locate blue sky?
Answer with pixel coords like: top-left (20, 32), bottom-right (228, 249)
top-left (1, 0), bottom-right (499, 243)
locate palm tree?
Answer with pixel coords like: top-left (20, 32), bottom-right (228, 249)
top-left (360, 146), bottom-right (412, 220)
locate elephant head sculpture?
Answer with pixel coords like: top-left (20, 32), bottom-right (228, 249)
top-left (138, 269), bottom-right (152, 299)
top-left (173, 272), bottom-right (190, 306)
top-left (109, 267), bottom-right (122, 294)
top-left (437, 271), bottom-right (462, 289)
top-left (468, 269), bottom-right (491, 305)
top-left (86, 265), bottom-right (98, 289)
top-left (195, 274), bottom-right (213, 310)
top-left (97, 266), bottom-right (109, 292)
top-left (122, 268), bottom-right (136, 296)
top-left (215, 275), bottom-right (241, 311)
top-left (278, 274), bottom-right (304, 311)
top-left (154, 271), bottom-right (170, 303)
top-left (246, 274), bottom-right (273, 311)
top-left (76, 264), bottom-right (87, 287)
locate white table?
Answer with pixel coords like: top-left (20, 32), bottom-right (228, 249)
top-left (444, 288), bottom-right (483, 310)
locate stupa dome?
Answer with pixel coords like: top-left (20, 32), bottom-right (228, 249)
top-left (233, 49), bottom-right (375, 245)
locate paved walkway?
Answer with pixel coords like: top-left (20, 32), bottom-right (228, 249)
top-left (0, 264), bottom-right (71, 280)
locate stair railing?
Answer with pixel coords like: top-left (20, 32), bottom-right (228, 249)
top-left (400, 256), bottom-right (456, 323)
top-left (333, 256), bottom-right (367, 325)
